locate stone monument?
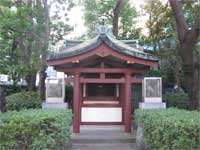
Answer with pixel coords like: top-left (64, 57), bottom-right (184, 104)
top-left (42, 77), bottom-right (68, 109)
top-left (139, 77), bottom-right (166, 109)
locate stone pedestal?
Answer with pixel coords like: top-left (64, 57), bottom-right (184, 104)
top-left (139, 102), bottom-right (166, 109)
top-left (136, 126), bottom-right (149, 150)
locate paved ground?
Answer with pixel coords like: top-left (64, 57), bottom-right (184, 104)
top-left (70, 125), bottom-right (136, 150)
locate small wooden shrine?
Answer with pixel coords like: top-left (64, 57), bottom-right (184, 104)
top-left (47, 26), bottom-right (158, 133)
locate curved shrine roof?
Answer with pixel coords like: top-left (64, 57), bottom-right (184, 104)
top-left (47, 34), bottom-right (158, 61)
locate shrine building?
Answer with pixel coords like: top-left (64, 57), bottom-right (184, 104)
top-left (47, 26), bottom-right (158, 133)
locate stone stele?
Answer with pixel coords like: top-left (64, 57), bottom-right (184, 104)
top-left (140, 77), bottom-right (166, 109)
top-left (42, 78), bottom-right (67, 109)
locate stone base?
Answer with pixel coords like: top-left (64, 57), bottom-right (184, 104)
top-left (139, 102), bottom-right (166, 109)
top-left (42, 102), bottom-right (68, 109)
top-left (136, 126), bottom-right (148, 150)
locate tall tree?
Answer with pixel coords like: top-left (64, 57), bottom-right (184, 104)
top-left (0, 0), bottom-right (73, 98)
top-left (143, 0), bottom-right (171, 50)
top-left (83, 0), bottom-right (140, 39)
top-left (141, 0), bottom-right (183, 91)
top-left (0, 0), bottom-right (40, 88)
top-left (169, 0), bottom-right (200, 109)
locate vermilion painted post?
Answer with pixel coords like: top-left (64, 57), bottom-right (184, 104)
top-left (124, 73), bottom-right (132, 133)
top-left (73, 72), bottom-right (80, 133)
top-left (120, 84), bottom-right (125, 123)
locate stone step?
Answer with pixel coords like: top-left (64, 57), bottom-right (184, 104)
top-left (70, 143), bottom-right (137, 150)
top-left (72, 138), bottom-right (135, 144)
top-left (71, 132), bottom-right (136, 143)
top-left (77, 130), bottom-right (136, 135)
top-left (70, 125), bottom-right (137, 149)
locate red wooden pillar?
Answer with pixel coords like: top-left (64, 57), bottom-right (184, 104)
top-left (124, 73), bottom-right (132, 133)
top-left (73, 72), bottom-right (80, 133)
top-left (120, 84), bottom-right (125, 123)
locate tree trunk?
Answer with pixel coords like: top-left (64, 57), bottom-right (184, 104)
top-left (38, 57), bottom-right (47, 100)
top-left (38, 0), bottom-right (50, 100)
top-left (174, 57), bottom-right (181, 92)
top-left (169, 0), bottom-right (200, 109)
top-left (179, 44), bottom-right (200, 109)
top-left (191, 53), bottom-right (200, 109)
top-left (0, 87), bottom-right (5, 112)
top-left (26, 71), bottom-right (37, 91)
top-left (112, 0), bottom-right (124, 37)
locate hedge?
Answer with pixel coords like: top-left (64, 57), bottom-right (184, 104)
top-left (6, 91), bottom-right (43, 111)
top-left (0, 109), bottom-right (72, 150)
top-left (0, 84), bottom-right (27, 96)
top-left (163, 92), bottom-right (189, 109)
top-left (135, 108), bottom-right (200, 150)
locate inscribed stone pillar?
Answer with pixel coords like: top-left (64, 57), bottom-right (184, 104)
top-left (140, 77), bottom-right (166, 109)
top-left (42, 77), bottom-right (67, 109)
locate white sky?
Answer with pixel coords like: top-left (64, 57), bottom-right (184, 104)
top-left (67, 5), bottom-right (86, 39)
top-left (67, 0), bottom-right (146, 38)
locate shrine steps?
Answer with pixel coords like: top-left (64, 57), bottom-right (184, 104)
top-left (71, 143), bottom-right (136, 150)
top-left (70, 125), bottom-right (136, 150)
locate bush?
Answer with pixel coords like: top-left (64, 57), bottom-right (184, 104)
top-left (6, 91), bottom-right (43, 111)
top-left (0, 84), bottom-right (27, 96)
top-left (0, 109), bottom-right (72, 149)
top-left (135, 108), bottom-right (200, 150)
top-left (163, 92), bottom-right (189, 109)
top-left (65, 84), bottom-right (73, 108)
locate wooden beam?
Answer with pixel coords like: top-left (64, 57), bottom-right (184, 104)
top-left (80, 77), bottom-right (125, 83)
top-left (104, 59), bottom-right (125, 68)
top-left (56, 67), bottom-right (148, 74)
top-left (78, 58), bottom-right (102, 67)
top-left (64, 76), bottom-right (142, 83)
top-left (80, 122), bottom-right (124, 125)
top-left (82, 96), bottom-right (119, 101)
top-left (64, 77), bottom-right (74, 83)
top-left (131, 78), bottom-right (142, 83)
top-left (81, 104), bottom-right (122, 107)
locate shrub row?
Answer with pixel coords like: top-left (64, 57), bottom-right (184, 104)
top-left (163, 92), bottom-right (189, 109)
top-left (0, 109), bottom-right (72, 150)
top-left (135, 108), bottom-right (200, 150)
top-left (6, 91), bottom-right (43, 111)
top-left (0, 84), bottom-right (27, 96)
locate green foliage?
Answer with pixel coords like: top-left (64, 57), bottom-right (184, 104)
top-left (142, 0), bottom-right (181, 88)
top-left (145, 68), bottom-right (162, 77)
top-left (0, 109), bottom-right (72, 150)
top-left (65, 84), bottom-right (73, 108)
top-left (83, 0), bottom-right (140, 39)
top-left (143, 0), bottom-right (171, 48)
top-left (164, 92), bottom-right (189, 109)
top-left (0, 0), bottom-right (74, 84)
top-left (0, 0), bottom-right (39, 83)
top-left (0, 84), bottom-right (27, 96)
top-left (6, 91), bottom-right (43, 111)
top-left (142, 0), bottom-right (200, 90)
top-left (135, 108), bottom-right (200, 150)
top-left (181, 0), bottom-right (200, 27)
